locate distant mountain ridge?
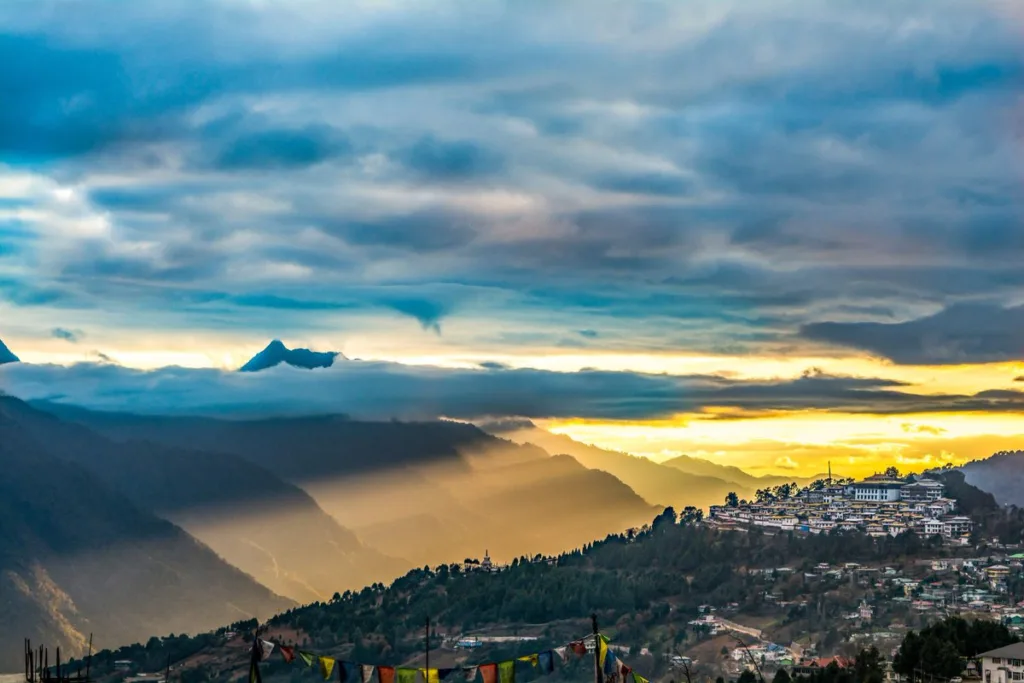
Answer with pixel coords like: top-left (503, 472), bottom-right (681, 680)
top-left (483, 422), bottom-right (819, 509)
top-left (0, 336), bottom-right (19, 364)
top-left (12, 399), bottom-right (406, 603)
top-left (959, 451), bottom-right (1024, 507)
top-left (34, 406), bottom-right (658, 571)
top-left (0, 397), bottom-right (293, 669)
top-left (661, 453), bottom-right (826, 490)
top-left (239, 339), bottom-right (341, 371)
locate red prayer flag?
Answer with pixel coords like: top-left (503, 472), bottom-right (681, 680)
top-left (280, 647), bottom-right (296, 664)
top-left (480, 664), bottom-right (498, 683)
top-left (379, 667), bottom-right (395, 683)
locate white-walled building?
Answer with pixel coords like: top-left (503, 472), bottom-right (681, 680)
top-left (850, 477), bottom-right (905, 502)
top-left (978, 642), bottom-right (1024, 683)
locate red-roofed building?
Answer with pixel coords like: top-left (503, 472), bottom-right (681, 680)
top-left (791, 656), bottom-right (854, 676)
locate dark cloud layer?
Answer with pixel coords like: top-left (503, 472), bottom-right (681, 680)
top-left (801, 303), bottom-right (1024, 364)
top-left (2, 360), bottom-right (1022, 421)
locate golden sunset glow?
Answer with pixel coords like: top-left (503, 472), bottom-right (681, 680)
top-left (8, 328), bottom-right (1024, 479)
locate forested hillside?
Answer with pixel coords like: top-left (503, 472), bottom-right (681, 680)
top-left (77, 510), bottom-right (954, 683)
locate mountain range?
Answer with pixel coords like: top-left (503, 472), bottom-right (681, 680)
top-left (0, 334), bottom-right (1021, 674)
top-left (486, 421), bottom-right (823, 510)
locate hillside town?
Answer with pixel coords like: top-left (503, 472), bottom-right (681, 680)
top-left (683, 546), bottom-right (1024, 683)
top-left (707, 474), bottom-right (973, 543)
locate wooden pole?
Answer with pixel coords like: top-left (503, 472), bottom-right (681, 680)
top-left (85, 635), bottom-right (93, 683)
top-left (591, 614), bottom-right (602, 683)
top-left (425, 617), bottom-right (430, 678)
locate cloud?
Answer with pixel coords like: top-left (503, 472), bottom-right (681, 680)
top-left (214, 125), bottom-right (352, 171)
top-left (774, 456), bottom-right (799, 470)
top-left (800, 302), bottom-right (1024, 364)
top-left (2, 0), bottom-right (1024, 363)
top-left (901, 423), bottom-right (946, 436)
top-left (381, 298), bottom-right (450, 333)
top-left (3, 359), bottom-right (1024, 421)
top-left (591, 172), bottom-right (692, 197)
top-left (51, 328), bottom-right (83, 343)
top-left (397, 135), bottom-right (505, 181)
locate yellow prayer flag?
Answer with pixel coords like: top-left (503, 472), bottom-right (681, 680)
top-left (598, 638), bottom-right (608, 668)
top-left (419, 669), bottom-right (440, 683)
top-left (631, 674), bottom-right (648, 683)
top-left (517, 655), bottom-right (538, 667)
top-left (320, 657), bottom-right (336, 681)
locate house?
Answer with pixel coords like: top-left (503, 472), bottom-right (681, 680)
top-left (125, 676), bottom-right (165, 683)
top-left (977, 642), bottom-right (1024, 683)
top-left (944, 517), bottom-right (973, 538)
top-left (987, 566), bottom-right (1011, 579)
top-left (792, 657), bottom-right (853, 677)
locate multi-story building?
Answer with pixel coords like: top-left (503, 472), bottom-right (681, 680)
top-left (850, 476), bottom-right (905, 502)
top-left (901, 478), bottom-right (945, 503)
top-left (978, 642), bottom-right (1024, 683)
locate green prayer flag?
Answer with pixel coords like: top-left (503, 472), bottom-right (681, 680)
top-left (498, 661), bottom-right (514, 683)
top-left (397, 668), bottom-right (417, 683)
top-left (299, 652), bottom-right (316, 668)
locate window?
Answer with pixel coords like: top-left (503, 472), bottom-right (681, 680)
top-left (993, 659), bottom-right (1002, 665)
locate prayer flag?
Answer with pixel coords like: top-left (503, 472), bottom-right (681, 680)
top-left (379, 667), bottom-right (395, 683)
top-left (498, 661), bottom-right (514, 683)
top-left (420, 669), bottom-right (440, 683)
top-left (462, 667), bottom-right (478, 682)
top-left (599, 637), bottom-right (609, 668)
top-left (361, 665), bottom-right (376, 683)
top-left (320, 657), bottom-right (336, 681)
top-left (569, 641), bottom-right (587, 658)
top-left (603, 650), bottom-right (618, 677)
top-left (632, 674), bottom-right (649, 683)
top-left (397, 668), bottom-right (417, 683)
top-left (279, 646), bottom-right (295, 664)
top-left (553, 647), bottom-right (568, 661)
top-left (479, 663), bottom-right (498, 683)
top-left (299, 652), bottom-right (315, 668)
top-left (258, 640), bottom-right (275, 662)
top-left (517, 655), bottom-right (538, 667)
top-left (538, 652), bottom-right (554, 674)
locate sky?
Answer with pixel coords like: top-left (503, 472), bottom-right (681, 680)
top-left (2, 0), bottom-right (1024, 477)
